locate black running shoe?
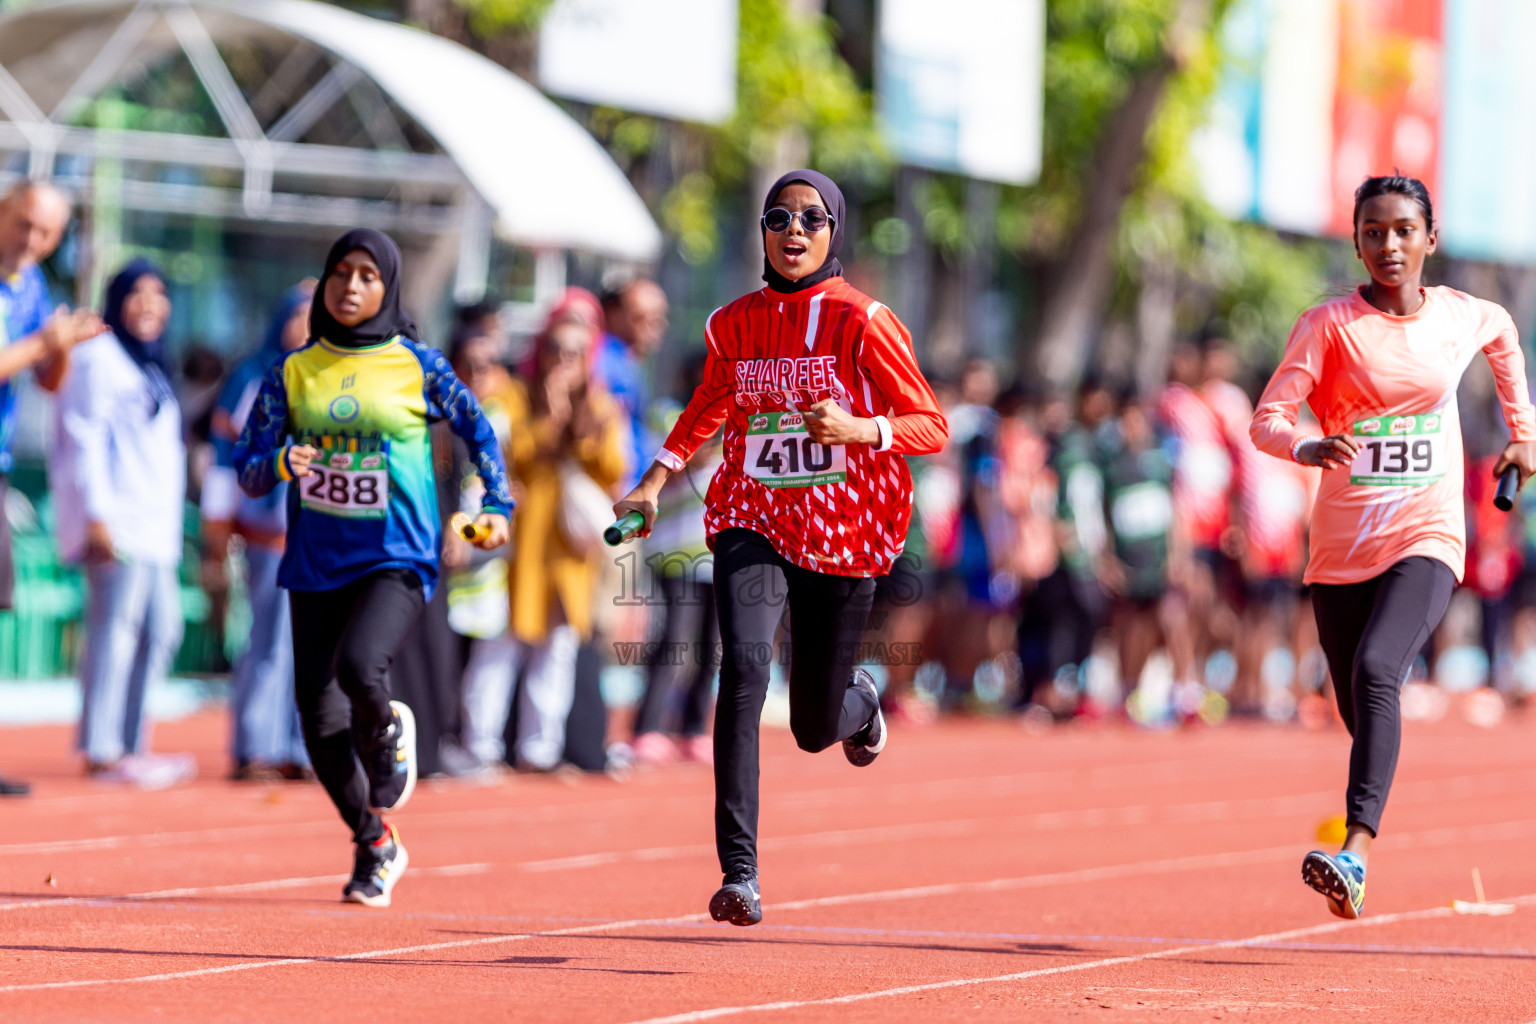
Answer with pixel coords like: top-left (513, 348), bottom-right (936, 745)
top-left (0, 774), bottom-right (31, 796)
top-left (343, 822), bottom-right (409, 908)
top-left (842, 669), bottom-right (886, 767)
top-left (364, 701), bottom-right (417, 815)
top-left (709, 872), bottom-right (762, 926)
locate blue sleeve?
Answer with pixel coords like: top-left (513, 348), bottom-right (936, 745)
top-left (10, 267), bottom-right (52, 339)
top-left (234, 360), bottom-right (292, 498)
top-left (209, 365), bottom-right (255, 469)
top-left (412, 342), bottom-right (513, 517)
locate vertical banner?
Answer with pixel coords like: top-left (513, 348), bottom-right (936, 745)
top-left (1193, 0), bottom-right (1341, 235)
top-left (1195, 0), bottom-right (1531, 259)
top-left (1191, 0), bottom-right (1266, 221)
top-left (1439, 0), bottom-right (1536, 263)
top-left (1256, 0), bottom-right (1339, 234)
top-left (1328, 0), bottom-right (1443, 235)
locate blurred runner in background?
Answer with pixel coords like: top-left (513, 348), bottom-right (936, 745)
top-left (1100, 391), bottom-right (1189, 722)
top-left (1038, 378), bottom-right (1114, 716)
top-left (1160, 342), bottom-right (1235, 683)
top-left (204, 282), bottom-right (315, 782)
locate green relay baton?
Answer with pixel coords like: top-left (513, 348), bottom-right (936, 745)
top-left (604, 510), bottom-right (646, 546)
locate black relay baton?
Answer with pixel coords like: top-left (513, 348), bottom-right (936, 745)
top-left (604, 511), bottom-right (646, 546)
top-left (1495, 466), bottom-right (1521, 512)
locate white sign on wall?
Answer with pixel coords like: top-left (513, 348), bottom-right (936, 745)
top-left (877, 0), bottom-right (1044, 185)
top-left (538, 0), bottom-right (738, 125)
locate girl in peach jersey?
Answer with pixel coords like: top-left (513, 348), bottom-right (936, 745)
top-left (1251, 176), bottom-right (1536, 919)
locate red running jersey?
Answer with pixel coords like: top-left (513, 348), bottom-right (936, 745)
top-left (1157, 381), bottom-right (1232, 551)
top-left (656, 278), bottom-right (948, 577)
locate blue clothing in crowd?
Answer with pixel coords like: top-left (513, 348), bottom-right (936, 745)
top-left (207, 286), bottom-right (312, 542)
top-left (0, 264), bottom-right (52, 472)
top-left (207, 287), bottom-right (315, 770)
top-left (592, 332), bottom-right (650, 489)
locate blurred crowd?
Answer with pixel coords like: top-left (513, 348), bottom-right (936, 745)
top-left (3, 178), bottom-right (1535, 794)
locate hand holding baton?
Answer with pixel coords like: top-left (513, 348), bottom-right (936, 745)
top-left (449, 511), bottom-right (491, 542)
top-left (1495, 466), bottom-right (1521, 512)
top-left (604, 510), bottom-right (646, 547)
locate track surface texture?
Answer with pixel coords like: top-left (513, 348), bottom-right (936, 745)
top-left (2, 710), bottom-right (1535, 1023)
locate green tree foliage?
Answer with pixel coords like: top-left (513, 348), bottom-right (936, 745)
top-left (368, 0), bottom-right (1328, 364)
top-left (996, 0), bottom-right (1327, 364)
top-left (578, 0), bottom-right (883, 264)
top-left (453, 0), bottom-right (558, 35)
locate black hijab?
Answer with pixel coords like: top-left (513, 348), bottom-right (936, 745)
top-left (102, 257), bottom-right (175, 405)
top-left (761, 168), bottom-right (846, 294)
top-left (309, 228), bottom-right (418, 347)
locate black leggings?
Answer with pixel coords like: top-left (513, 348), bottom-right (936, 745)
top-left (712, 529), bottom-right (878, 877)
top-left (1311, 557), bottom-right (1455, 836)
top-left (290, 568), bottom-right (425, 845)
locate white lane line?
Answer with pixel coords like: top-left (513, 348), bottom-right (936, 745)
top-left (744, 815), bottom-right (1536, 914)
top-left (0, 746), bottom-right (1228, 827)
top-left (3, 832), bottom-right (1533, 996)
top-left (611, 893), bottom-right (1536, 1024)
top-left (0, 909), bottom-right (711, 994)
top-left (5, 762), bottom-right (1525, 861)
top-left (6, 814), bottom-right (1533, 916)
top-left (0, 821), bottom-right (333, 857)
top-left (0, 864), bottom-right (494, 912)
top-left (0, 739), bottom-right (1409, 854)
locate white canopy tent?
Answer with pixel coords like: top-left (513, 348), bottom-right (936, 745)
top-left (0, 0), bottom-right (662, 311)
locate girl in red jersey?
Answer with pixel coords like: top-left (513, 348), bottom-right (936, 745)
top-left (1252, 176), bottom-right (1536, 919)
top-left (614, 170), bottom-right (948, 926)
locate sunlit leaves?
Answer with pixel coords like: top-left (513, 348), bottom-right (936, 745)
top-left (453, 0), bottom-right (558, 35)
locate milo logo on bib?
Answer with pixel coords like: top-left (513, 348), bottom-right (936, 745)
top-left (1349, 413), bottom-right (1447, 487)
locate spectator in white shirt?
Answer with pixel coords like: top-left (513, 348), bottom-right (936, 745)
top-left (52, 258), bottom-right (191, 783)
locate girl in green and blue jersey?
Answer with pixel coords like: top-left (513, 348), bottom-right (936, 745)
top-left (235, 228), bottom-right (511, 907)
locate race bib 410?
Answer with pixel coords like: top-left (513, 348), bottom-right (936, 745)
top-left (1350, 413), bottom-right (1447, 487)
top-left (301, 449), bottom-right (390, 518)
top-left (744, 411), bottom-right (847, 488)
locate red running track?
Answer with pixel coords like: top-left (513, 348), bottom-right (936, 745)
top-left (1, 709), bottom-right (1535, 1022)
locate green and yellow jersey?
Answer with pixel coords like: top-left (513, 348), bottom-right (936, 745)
top-left (235, 335), bottom-right (512, 597)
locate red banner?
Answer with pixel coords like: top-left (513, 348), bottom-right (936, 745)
top-left (1328, 0), bottom-right (1444, 235)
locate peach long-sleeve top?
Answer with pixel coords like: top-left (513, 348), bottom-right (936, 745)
top-left (1250, 285), bottom-right (1536, 585)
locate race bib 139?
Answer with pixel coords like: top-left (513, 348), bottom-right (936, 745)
top-left (1350, 413), bottom-right (1447, 487)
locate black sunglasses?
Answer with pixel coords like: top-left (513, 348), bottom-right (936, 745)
top-left (762, 206), bottom-right (834, 234)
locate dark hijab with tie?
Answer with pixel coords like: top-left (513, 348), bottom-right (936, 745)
top-left (309, 228), bottom-right (418, 347)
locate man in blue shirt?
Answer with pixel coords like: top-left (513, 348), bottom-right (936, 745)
top-left (0, 181), bottom-right (101, 796)
top-left (594, 278), bottom-right (668, 490)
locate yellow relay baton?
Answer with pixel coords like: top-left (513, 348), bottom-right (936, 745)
top-left (449, 512), bottom-right (491, 543)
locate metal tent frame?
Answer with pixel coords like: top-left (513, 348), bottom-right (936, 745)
top-left (0, 0), bottom-right (660, 311)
